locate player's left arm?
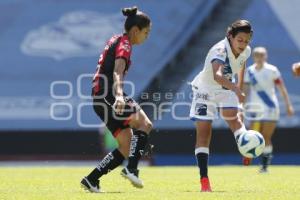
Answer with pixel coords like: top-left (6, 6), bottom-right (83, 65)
top-left (275, 77), bottom-right (294, 116)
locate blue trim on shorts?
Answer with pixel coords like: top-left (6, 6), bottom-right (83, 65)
top-left (217, 107), bottom-right (238, 109)
top-left (248, 120), bottom-right (278, 122)
top-left (190, 117), bottom-right (213, 122)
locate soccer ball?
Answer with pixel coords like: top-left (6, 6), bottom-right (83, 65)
top-left (237, 130), bottom-right (265, 158)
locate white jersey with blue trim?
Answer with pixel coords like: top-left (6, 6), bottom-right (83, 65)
top-left (191, 37), bottom-right (251, 90)
top-left (245, 63), bottom-right (281, 109)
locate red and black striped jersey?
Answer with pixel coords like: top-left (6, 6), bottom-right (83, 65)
top-left (92, 34), bottom-right (132, 96)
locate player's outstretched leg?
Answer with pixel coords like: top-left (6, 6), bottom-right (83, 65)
top-left (121, 110), bottom-right (152, 188)
top-left (242, 156), bottom-right (252, 166)
top-left (81, 149), bottom-right (125, 193)
top-left (242, 121), bottom-right (261, 166)
top-left (221, 108), bottom-right (247, 145)
top-left (81, 128), bottom-right (131, 193)
top-left (222, 108), bottom-right (251, 167)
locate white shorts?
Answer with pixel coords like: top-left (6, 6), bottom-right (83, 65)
top-left (245, 103), bottom-right (279, 122)
top-left (189, 87), bottom-right (239, 121)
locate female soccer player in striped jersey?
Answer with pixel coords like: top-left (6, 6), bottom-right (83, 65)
top-left (81, 6), bottom-right (152, 192)
top-left (189, 20), bottom-right (253, 192)
top-left (243, 47), bottom-right (294, 172)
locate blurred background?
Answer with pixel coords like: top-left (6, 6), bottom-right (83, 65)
top-left (0, 0), bottom-right (299, 165)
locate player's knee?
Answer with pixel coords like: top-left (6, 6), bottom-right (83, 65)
top-left (228, 119), bottom-right (244, 132)
top-left (135, 118), bottom-right (152, 134)
top-left (118, 145), bottom-right (130, 158)
top-left (142, 120), bottom-right (153, 134)
top-left (146, 121), bottom-right (153, 132)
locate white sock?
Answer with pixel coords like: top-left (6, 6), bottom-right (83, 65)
top-left (263, 145), bottom-right (273, 154)
top-left (233, 125), bottom-right (246, 139)
top-left (195, 147), bottom-right (209, 155)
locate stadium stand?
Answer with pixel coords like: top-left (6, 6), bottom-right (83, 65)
top-left (0, 0), bottom-right (218, 130)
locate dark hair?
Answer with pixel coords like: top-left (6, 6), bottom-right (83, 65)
top-left (122, 6), bottom-right (151, 32)
top-left (227, 19), bottom-right (253, 38)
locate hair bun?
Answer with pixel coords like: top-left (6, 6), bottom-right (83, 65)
top-left (122, 6), bottom-right (138, 17)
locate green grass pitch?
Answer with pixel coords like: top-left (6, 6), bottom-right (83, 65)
top-left (0, 166), bottom-right (299, 200)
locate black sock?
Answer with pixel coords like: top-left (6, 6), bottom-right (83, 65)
top-left (127, 131), bottom-right (149, 169)
top-left (87, 149), bottom-right (125, 182)
top-left (196, 153), bottom-right (208, 178)
top-left (261, 153), bottom-right (272, 169)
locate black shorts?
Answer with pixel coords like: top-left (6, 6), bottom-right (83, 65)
top-left (93, 93), bottom-right (140, 137)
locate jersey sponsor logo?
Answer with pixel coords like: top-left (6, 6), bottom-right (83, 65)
top-left (195, 103), bottom-right (208, 116)
top-left (129, 134), bottom-right (138, 157)
top-left (97, 152), bottom-right (114, 170)
top-left (21, 11), bottom-right (123, 60)
top-left (195, 92), bottom-right (209, 101)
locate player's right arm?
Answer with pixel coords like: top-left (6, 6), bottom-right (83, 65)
top-left (275, 77), bottom-right (294, 116)
top-left (113, 58), bottom-right (126, 114)
top-left (112, 36), bottom-right (131, 115)
top-left (212, 60), bottom-right (245, 102)
top-left (241, 82), bottom-right (250, 117)
top-left (242, 67), bottom-right (250, 100)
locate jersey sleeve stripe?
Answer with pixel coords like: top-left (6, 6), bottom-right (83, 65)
top-left (211, 58), bottom-right (226, 65)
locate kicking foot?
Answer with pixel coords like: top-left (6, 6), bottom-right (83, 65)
top-left (121, 167), bottom-right (144, 188)
top-left (243, 157), bottom-right (252, 166)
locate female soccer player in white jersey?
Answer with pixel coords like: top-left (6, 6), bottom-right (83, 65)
top-left (244, 47), bottom-right (294, 172)
top-left (189, 20), bottom-right (252, 192)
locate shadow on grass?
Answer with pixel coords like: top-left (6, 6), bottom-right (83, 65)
top-left (101, 191), bottom-right (125, 194)
top-left (78, 190), bottom-right (125, 194)
top-left (183, 190), bottom-right (226, 193)
top-left (234, 190), bottom-right (261, 193)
